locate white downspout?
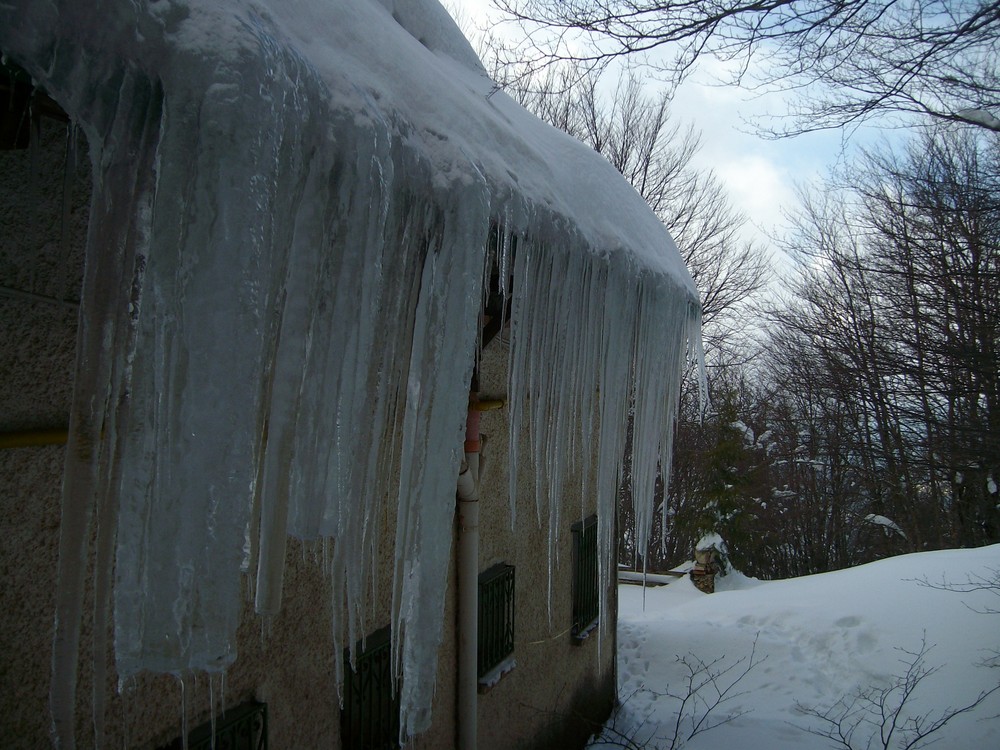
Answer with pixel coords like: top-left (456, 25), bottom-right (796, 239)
top-left (457, 395), bottom-right (481, 750)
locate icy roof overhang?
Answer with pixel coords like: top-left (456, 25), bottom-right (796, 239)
top-left (0, 0), bottom-right (700, 743)
top-left (1, 0), bottom-right (696, 296)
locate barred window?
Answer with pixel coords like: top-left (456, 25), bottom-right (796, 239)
top-left (478, 562), bottom-right (515, 677)
top-left (571, 515), bottom-right (599, 640)
top-left (341, 626), bottom-right (400, 750)
top-left (162, 701), bottom-right (267, 750)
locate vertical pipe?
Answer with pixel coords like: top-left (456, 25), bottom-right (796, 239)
top-left (457, 395), bottom-right (481, 750)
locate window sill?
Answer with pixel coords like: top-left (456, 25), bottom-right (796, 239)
top-left (477, 656), bottom-right (516, 694)
top-left (572, 618), bottom-right (599, 644)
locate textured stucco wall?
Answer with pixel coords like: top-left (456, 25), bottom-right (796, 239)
top-left (473, 338), bottom-right (617, 750)
top-left (1, 112), bottom-right (88, 746)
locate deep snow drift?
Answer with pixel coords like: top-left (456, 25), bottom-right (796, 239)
top-left (597, 545), bottom-right (1000, 749)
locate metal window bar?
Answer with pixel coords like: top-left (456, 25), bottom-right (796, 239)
top-left (572, 515), bottom-right (599, 638)
top-left (342, 626), bottom-right (400, 750)
top-left (478, 563), bottom-right (515, 677)
top-left (161, 701), bottom-right (267, 750)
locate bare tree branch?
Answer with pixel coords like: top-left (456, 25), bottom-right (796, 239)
top-left (796, 636), bottom-right (1000, 749)
top-left (477, 49), bottom-right (770, 357)
top-left (493, 0), bottom-right (1000, 135)
top-left (593, 635), bottom-right (765, 749)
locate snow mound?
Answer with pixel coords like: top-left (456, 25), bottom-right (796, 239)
top-left (375, 0), bottom-right (485, 69)
top-left (606, 545), bottom-right (1000, 750)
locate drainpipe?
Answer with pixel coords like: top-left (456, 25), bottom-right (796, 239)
top-left (457, 393), bottom-right (481, 750)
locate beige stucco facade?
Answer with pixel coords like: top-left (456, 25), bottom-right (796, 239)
top-left (1, 96), bottom-right (614, 748)
top-left (474, 342), bottom-right (616, 750)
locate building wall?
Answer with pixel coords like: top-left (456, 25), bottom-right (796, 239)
top-left (1, 105), bottom-right (612, 750)
top-left (473, 340), bottom-right (616, 750)
top-left (1, 113), bottom-right (88, 746)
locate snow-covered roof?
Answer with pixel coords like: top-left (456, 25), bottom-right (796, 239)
top-left (3, 0), bottom-right (696, 288)
top-left (1, 0), bottom-right (700, 743)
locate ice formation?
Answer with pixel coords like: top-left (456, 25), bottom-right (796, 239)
top-left (0, 0), bottom-right (700, 745)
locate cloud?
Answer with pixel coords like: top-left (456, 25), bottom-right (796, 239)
top-left (714, 154), bottom-right (796, 242)
top-left (668, 80), bottom-right (803, 246)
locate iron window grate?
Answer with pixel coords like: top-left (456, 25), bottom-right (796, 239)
top-left (478, 562), bottom-right (515, 677)
top-left (161, 701), bottom-right (267, 750)
top-left (342, 625), bottom-right (400, 750)
top-left (572, 515), bottom-right (599, 639)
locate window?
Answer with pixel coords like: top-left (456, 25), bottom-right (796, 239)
top-left (478, 562), bottom-right (515, 678)
top-left (571, 515), bottom-right (599, 640)
top-left (1, 58), bottom-right (68, 150)
top-left (341, 626), bottom-right (400, 750)
top-left (161, 701), bottom-right (267, 750)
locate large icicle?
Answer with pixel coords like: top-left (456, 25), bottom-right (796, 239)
top-left (114, 29), bottom-right (324, 680)
top-left (49, 69), bottom-right (164, 750)
top-left (391, 194), bottom-right (485, 737)
top-left (505, 235), bottom-right (701, 643)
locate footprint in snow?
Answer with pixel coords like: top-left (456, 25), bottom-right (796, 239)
top-left (856, 629), bottom-right (877, 652)
top-left (834, 615), bottom-right (861, 628)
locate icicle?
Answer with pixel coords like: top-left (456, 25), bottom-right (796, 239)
top-left (52, 122), bottom-right (80, 302)
top-left (220, 669), bottom-right (227, 718)
top-left (112, 33), bottom-right (326, 685)
top-left (390, 186), bottom-right (487, 739)
top-left (118, 676), bottom-right (136, 750)
top-left (208, 672), bottom-right (217, 750)
top-left (49, 67), bottom-right (163, 750)
top-left (501, 228), bottom-right (701, 663)
top-left (28, 103), bottom-right (41, 295)
top-left (253, 143), bottom-right (334, 617)
top-left (177, 674), bottom-right (188, 750)
top-left (332, 570), bottom-right (347, 710)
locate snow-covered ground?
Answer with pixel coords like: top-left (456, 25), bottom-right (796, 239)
top-left (595, 546), bottom-right (1000, 749)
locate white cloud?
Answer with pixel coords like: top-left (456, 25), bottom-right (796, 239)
top-left (715, 154), bottom-right (796, 243)
top-left (668, 77), bottom-right (805, 247)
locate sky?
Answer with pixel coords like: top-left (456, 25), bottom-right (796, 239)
top-left (445, 0), bottom-right (885, 257)
top-left (598, 545), bottom-right (1000, 749)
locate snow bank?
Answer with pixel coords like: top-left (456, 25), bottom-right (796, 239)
top-left (0, 0), bottom-right (700, 744)
top-left (606, 546), bottom-right (1000, 750)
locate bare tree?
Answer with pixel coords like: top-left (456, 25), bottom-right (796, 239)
top-left (764, 126), bottom-right (1000, 552)
top-left (851, 130), bottom-right (1000, 545)
top-left (483, 56), bottom-right (769, 354)
top-left (494, 0), bottom-right (1000, 135)
top-left (797, 637), bottom-right (1000, 750)
top-left (917, 568), bottom-right (1000, 667)
top-left (622, 125), bottom-right (999, 578)
top-left (595, 637), bottom-right (764, 749)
